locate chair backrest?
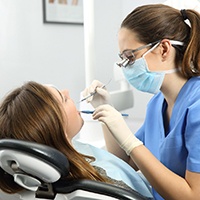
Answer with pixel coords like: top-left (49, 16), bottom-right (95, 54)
top-left (0, 139), bottom-right (69, 191)
top-left (0, 139), bottom-right (149, 200)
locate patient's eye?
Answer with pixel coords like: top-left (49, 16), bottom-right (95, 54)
top-left (61, 90), bottom-right (70, 103)
top-left (64, 96), bottom-right (68, 102)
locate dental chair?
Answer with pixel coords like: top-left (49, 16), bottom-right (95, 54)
top-left (0, 139), bottom-right (149, 200)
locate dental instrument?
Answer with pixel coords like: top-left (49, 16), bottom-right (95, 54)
top-left (78, 78), bottom-right (112, 103)
top-left (80, 110), bottom-right (129, 117)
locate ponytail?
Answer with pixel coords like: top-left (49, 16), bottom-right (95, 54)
top-left (121, 4), bottom-right (200, 79)
top-left (181, 9), bottom-right (200, 78)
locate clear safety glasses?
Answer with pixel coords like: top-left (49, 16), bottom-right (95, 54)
top-left (116, 40), bottom-right (160, 68)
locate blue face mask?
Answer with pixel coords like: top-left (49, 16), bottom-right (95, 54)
top-left (122, 41), bottom-right (182, 94)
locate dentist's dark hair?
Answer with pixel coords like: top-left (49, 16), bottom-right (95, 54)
top-left (121, 4), bottom-right (200, 78)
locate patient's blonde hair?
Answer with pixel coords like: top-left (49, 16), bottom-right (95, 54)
top-left (0, 81), bottom-right (107, 194)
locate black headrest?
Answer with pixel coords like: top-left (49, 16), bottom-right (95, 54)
top-left (0, 139), bottom-right (69, 177)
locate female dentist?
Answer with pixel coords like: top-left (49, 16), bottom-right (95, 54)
top-left (82, 4), bottom-right (200, 200)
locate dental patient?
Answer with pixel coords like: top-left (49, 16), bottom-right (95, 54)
top-left (0, 81), bottom-right (152, 199)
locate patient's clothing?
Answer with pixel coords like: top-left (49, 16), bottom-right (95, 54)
top-left (93, 165), bottom-right (133, 191)
top-left (135, 77), bottom-right (200, 200)
top-left (73, 140), bottom-right (153, 198)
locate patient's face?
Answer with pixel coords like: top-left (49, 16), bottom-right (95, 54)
top-left (46, 86), bottom-right (84, 141)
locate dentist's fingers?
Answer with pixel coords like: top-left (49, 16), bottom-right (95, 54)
top-left (93, 104), bottom-right (143, 155)
top-left (82, 80), bottom-right (112, 108)
top-left (92, 104), bottom-right (119, 122)
top-left (92, 104), bottom-right (108, 118)
top-left (96, 87), bottom-right (109, 97)
top-left (87, 80), bottom-right (104, 95)
top-left (82, 80), bottom-right (104, 102)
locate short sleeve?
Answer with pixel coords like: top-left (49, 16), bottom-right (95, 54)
top-left (185, 100), bottom-right (200, 172)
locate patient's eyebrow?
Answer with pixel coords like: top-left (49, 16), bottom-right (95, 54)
top-left (45, 84), bottom-right (64, 102)
top-left (55, 88), bottom-right (64, 102)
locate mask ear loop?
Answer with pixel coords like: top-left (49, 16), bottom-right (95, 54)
top-left (139, 42), bottom-right (161, 72)
top-left (143, 40), bottom-right (184, 59)
top-left (145, 40), bottom-right (184, 73)
top-left (142, 42), bottom-right (161, 57)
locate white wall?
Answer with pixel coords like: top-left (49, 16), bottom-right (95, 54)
top-left (0, 0), bottom-right (165, 114)
top-left (0, 0), bottom-right (85, 103)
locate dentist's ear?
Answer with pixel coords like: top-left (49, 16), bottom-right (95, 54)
top-left (160, 39), bottom-right (172, 61)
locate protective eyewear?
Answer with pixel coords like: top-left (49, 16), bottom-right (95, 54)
top-left (116, 41), bottom-right (160, 68)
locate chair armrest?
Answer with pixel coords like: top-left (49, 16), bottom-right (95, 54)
top-left (53, 179), bottom-right (149, 200)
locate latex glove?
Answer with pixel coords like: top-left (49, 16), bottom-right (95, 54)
top-left (82, 80), bottom-right (112, 108)
top-left (92, 104), bottom-right (143, 155)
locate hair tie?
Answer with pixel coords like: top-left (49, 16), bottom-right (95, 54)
top-left (180, 9), bottom-right (188, 21)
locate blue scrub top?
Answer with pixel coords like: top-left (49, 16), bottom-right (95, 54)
top-left (135, 77), bottom-right (200, 200)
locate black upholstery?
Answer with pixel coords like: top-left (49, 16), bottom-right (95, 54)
top-left (0, 139), bottom-right (69, 177)
top-left (53, 179), bottom-right (149, 200)
top-left (0, 139), bottom-right (150, 200)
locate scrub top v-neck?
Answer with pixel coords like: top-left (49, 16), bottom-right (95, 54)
top-left (135, 77), bottom-right (200, 200)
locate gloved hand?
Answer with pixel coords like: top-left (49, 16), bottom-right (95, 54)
top-left (82, 80), bottom-right (112, 108)
top-left (92, 104), bottom-right (143, 155)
